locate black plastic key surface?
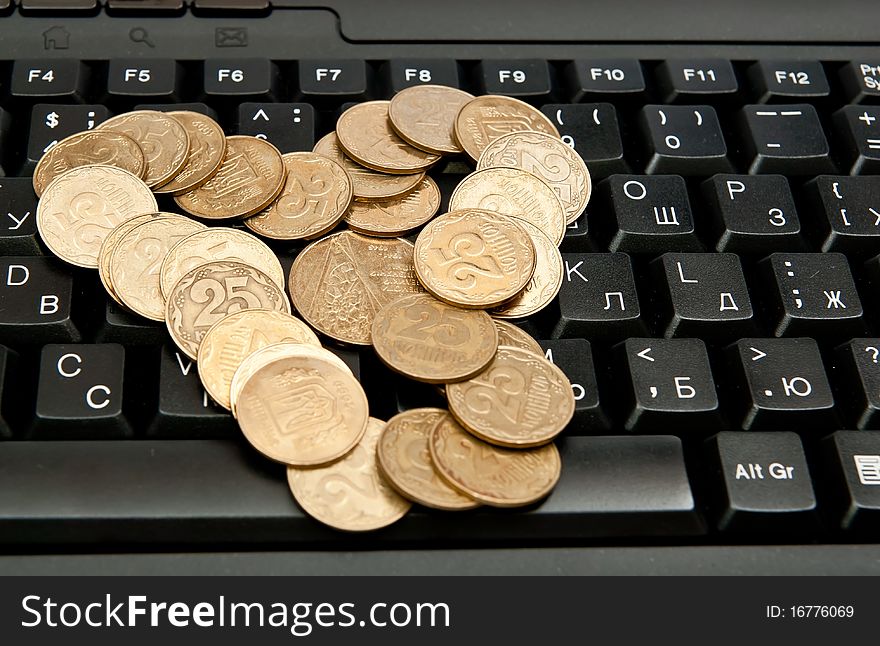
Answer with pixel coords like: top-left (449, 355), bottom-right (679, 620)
top-left (106, 0), bottom-right (185, 14)
top-left (560, 212), bottom-right (593, 252)
top-left (0, 346), bottom-right (19, 438)
top-left (20, 0), bottom-right (98, 11)
top-left (541, 103), bottom-right (628, 178)
top-left (477, 59), bottom-right (552, 99)
top-left (748, 60), bottom-right (830, 102)
top-left (135, 102), bottom-right (217, 120)
top-left (655, 59), bottom-right (738, 103)
top-left (832, 339), bottom-right (880, 429)
top-left (203, 59), bottom-right (278, 98)
top-left (707, 431), bottom-right (817, 533)
top-left (759, 252), bottom-right (864, 337)
top-left (807, 176), bottom-right (880, 255)
top-left (297, 60), bottom-right (368, 102)
top-left (616, 338), bottom-right (719, 431)
top-left (539, 339), bottom-right (609, 433)
top-left (26, 104), bottom-right (109, 169)
top-left (701, 174), bottom-right (804, 253)
top-left (833, 105), bottom-right (880, 174)
top-left (31, 343), bottom-right (130, 439)
top-left (726, 338), bottom-right (835, 430)
top-left (651, 253), bottom-right (754, 338)
top-left (0, 257), bottom-right (79, 346)
top-left (0, 178), bottom-right (40, 255)
top-left (383, 59), bottom-right (461, 93)
top-left (236, 103), bottom-right (315, 152)
top-left (107, 59), bottom-right (180, 100)
top-left (565, 59), bottom-right (645, 103)
top-left (0, 436), bottom-right (703, 545)
top-left (11, 59), bottom-right (87, 101)
top-left (552, 252), bottom-right (645, 339)
top-left (639, 104), bottom-right (731, 174)
top-left (739, 104), bottom-right (833, 174)
top-left (96, 300), bottom-right (165, 346)
top-left (839, 61), bottom-right (880, 104)
top-left (822, 431), bottom-right (880, 532)
top-left (600, 175), bottom-right (701, 253)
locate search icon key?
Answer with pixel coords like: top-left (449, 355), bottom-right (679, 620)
top-left (129, 27), bottom-right (156, 48)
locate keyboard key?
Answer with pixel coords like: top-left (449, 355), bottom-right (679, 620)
top-left (297, 60), bottom-right (368, 102)
top-left (701, 174), bottom-right (804, 253)
top-left (0, 346), bottom-right (19, 437)
top-left (11, 59), bottom-right (87, 101)
top-left (615, 338), bottom-right (719, 431)
top-left (839, 61), bottom-right (880, 104)
top-left (193, 0), bottom-right (269, 10)
top-left (748, 60), bottom-right (830, 102)
top-left (135, 102), bottom-right (218, 120)
top-left (639, 104), bottom-right (731, 174)
top-left (565, 59), bottom-right (645, 102)
top-left (560, 212), bottom-right (594, 252)
top-left (0, 257), bottom-right (79, 346)
top-left (651, 253), bottom-right (754, 338)
top-left (726, 338), bottom-right (835, 430)
top-left (539, 339), bottom-right (610, 433)
top-left (477, 59), bottom-right (552, 99)
top-left (106, 0), bottom-right (185, 14)
top-left (20, 0), bottom-right (98, 11)
top-left (237, 103), bottom-right (315, 152)
top-left (739, 104), bottom-right (833, 174)
top-left (822, 431), bottom-right (880, 531)
top-left (655, 59), bottom-right (738, 102)
top-left (552, 252), bottom-right (646, 339)
top-left (96, 299), bottom-right (165, 346)
top-left (706, 432), bottom-right (817, 532)
top-left (807, 176), bottom-right (880, 255)
top-left (26, 104), bottom-right (109, 169)
top-left (600, 175), bottom-right (701, 253)
top-left (32, 344), bottom-right (130, 439)
top-left (759, 253), bottom-right (864, 337)
top-left (541, 103), bottom-right (628, 178)
top-left (832, 339), bottom-right (880, 429)
top-left (107, 59), bottom-right (180, 99)
top-left (0, 178), bottom-right (40, 255)
top-left (383, 59), bottom-right (461, 93)
top-left (833, 105), bottom-right (880, 174)
top-left (203, 59), bottom-right (278, 98)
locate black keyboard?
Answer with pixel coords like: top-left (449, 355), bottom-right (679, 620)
top-left (1, 0), bottom-right (879, 575)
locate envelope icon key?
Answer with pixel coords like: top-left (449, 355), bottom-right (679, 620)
top-left (215, 27), bottom-right (249, 48)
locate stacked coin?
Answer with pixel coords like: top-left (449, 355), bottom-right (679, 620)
top-left (31, 89), bottom-right (588, 531)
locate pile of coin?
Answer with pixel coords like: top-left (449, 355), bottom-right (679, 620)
top-left (32, 86), bottom-right (588, 532)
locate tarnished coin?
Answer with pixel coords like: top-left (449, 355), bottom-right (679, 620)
top-left (288, 417), bottom-right (412, 531)
top-left (174, 136), bottom-right (285, 220)
top-left (99, 110), bottom-right (189, 188)
top-left (446, 345), bottom-right (575, 448)
top-left (377, 408), bottom-right (479, 510)
top-left (429, 413), bottom-right (561, 508)
top-left (109, 214), bottom-right (205, 320)
top-left (313, 132), bottom-right (423, 201)
top-left (388, 85), bottom-right (474, 154)
top-left (478, 130), bottom-right (591, 225)
top-left (244, 152), bottom-right (352, 240)
top-left (36, 165), bottom-right (158, 268)
top-left (492, 220), bottom-right (564, 319)
top-left (494, 320), bottom-right (543, 355)
top-left (159, 227), bottom-right (285, 299)
top-left (344, 176), bottom-right (440, 237)
top-left (236, 348), bottom-right (368, 467)
top-left (454, 95), bottom-right (560, 161)
top-left (288, 231), bottom-right (423, 346)
top-left (336, 101), bottom-right (440, 174)
top-left (198, 310), bottom-right (321, 410)
top-left (449, 167), bottom-right (566, 246)
top-left (33, 130), bottom-right (145, 197)
top-left (98, 212), bottom-right (170, 305)
top-left (371, 293), bottom-right (498, 384)
top-left (165, 260), bottom-right (291, 360)
top-left (413, 209), bottom-right (536, 309)
top-left (154, 111), bottom-right (226, 195)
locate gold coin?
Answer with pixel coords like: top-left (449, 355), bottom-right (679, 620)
top-left (477, 130), bottom-right (591, 225)
top-left (236, 348), bottom-right (368, 467)
top-left (165, 260), bottom-right (291, 360)
top-left (491, 220), bottom-right (564, 319)
top-left (388, 85), bottom-right (475, 154)
top-left (371, 293), bottom-right (498, 384)
top-left (449, 167), bottom-right (566, 246)
top-left (313, 132), bottom-right (423, 201)
top-left (154, 111), bottom-right (226, 195)
top-left (453, 95), bottom-right (560, 161)
top-left (98, 213), bottom-right (170, 305)
top-left (493, 320), bottom-right (543, 355)
top-left (288, 230), bottom-right (423, 346)
top-left (413, 209), bottom-right (536, 309)
top-left (229, 343), bottom-right (351, 418)
top-left (288, 417), bottom-right (412, 531)
top-left (377, 408), bottom-right (479, 510)
top-left (99, 110), bottom-right (189, 188)
top-left (36, 164), bottom-right (158, 269)
top-left (446, 345), bottom-right (574, 448)
top-left (336, 101), bottom-right (440, 174)
top-left (33, 130), bottom-right (146, 198)
top-left (344, 176), bottom-right (440, 237)
top-left (159, 227), bottom-right (285, 300)
top-left (174, 136), bottom-right (285, 220)
top-left (243, 152), bottom-right (352, 240)
top-left (429, 413), bottom-right (561, 508)
top-left (198, 309), bottom-right (321, 411)
top-left (109, 214), bottom-right (205, 320)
